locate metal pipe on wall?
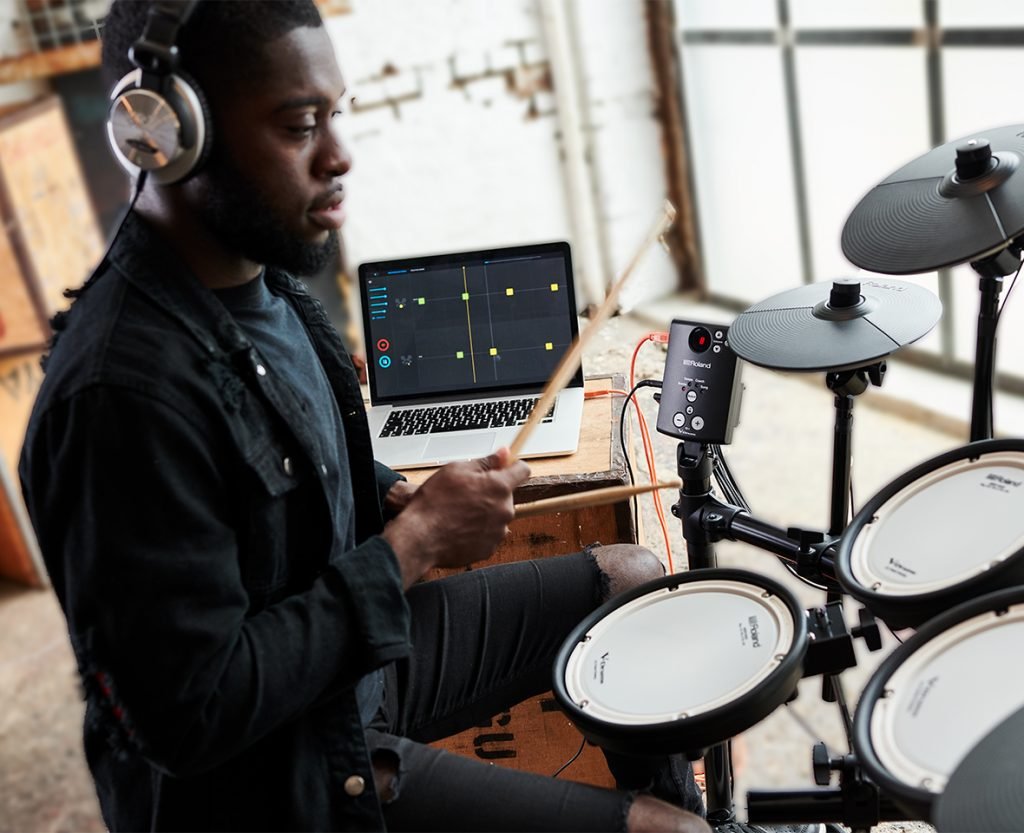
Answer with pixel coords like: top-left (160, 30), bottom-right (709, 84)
top-left (537, 0), bottom-right (609, 310)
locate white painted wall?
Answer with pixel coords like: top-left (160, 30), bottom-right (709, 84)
top-left (566, 0), bottom-right (679, 311)
top-left (324, 0), bottom-right (676, 315)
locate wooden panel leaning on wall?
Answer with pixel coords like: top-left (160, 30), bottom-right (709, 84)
top-left (0, 352), bottom-right (46, 586)
top-left (398, 374), bottom-right (635, 787)
top-left (0, 95), bottom-right (103, 586)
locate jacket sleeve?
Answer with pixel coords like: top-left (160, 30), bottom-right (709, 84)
top-left (20, 385), bottom-right (412, 777)
top-left (373, 460), bottom-right (405, 509)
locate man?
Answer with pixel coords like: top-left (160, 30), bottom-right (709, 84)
top-left (19, 2), bottom-right (708, 830)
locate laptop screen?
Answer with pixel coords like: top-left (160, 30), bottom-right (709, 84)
top-left (359, 242), bottom-right (583, 406)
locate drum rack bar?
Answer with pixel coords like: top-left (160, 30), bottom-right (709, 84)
top-left (677, 442), bottom-right (811, 567)
top-left (746, 786), bottom-right (906, 828)
top-left (685, 497), bottom-right (838, 582)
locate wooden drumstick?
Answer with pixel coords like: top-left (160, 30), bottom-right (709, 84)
top-left (513, 480), bottom-right (681, 519)
top-left (507, 199), bottom-right (677, 461)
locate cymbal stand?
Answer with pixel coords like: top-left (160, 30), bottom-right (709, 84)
top-left (825, 362), bottom-right (884, 537)
top-left (820, 362), bottom-right (884, 708)
top-left (967, 242), bottom-right (1020, 441)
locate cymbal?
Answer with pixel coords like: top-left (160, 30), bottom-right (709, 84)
top-left (843, 125), bottom-right (1024, 274)
top-left (934, 703), bottom-right (1024, 832)
top-left (728, 278), bottom-right (941, 372)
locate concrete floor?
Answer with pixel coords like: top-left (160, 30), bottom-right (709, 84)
top-left (0, 306), bottom-right (989, 832)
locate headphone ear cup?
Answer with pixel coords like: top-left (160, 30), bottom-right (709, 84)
top-left (106, 68), bottom-right (211, 185)
top-left (167, 69), bottom-right (213, 183)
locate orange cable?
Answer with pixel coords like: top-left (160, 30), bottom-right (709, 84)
top-left (629, 333), bottom-right (675, 573)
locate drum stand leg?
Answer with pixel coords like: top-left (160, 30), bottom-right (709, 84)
top-left (677, 441), bottom-right (736, 822)
top-left (677, 441), bottom-right (716, 571)
top-left (703, 741), bottom-right (734, 825)
top-left (675, 427), bottom-right (869, 824)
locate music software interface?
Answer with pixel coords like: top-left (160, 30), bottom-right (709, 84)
top-left (364, 251), bottom-right (574, 401)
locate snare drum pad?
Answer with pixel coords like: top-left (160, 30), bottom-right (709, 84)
top-left (555, 570), bottom-right (807, 756)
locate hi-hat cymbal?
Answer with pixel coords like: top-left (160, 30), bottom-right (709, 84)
top-left (843, 124), bottom-right (1024, 274)
top-left (729, 278), bottom-right (941, 372)
top-left (934, 703), bottom-right (1024, 832)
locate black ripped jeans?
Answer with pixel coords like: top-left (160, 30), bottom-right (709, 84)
top-left (366, 550), bottom-right (705, 831)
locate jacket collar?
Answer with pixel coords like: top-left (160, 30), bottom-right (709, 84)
top-left (108, 212), bottom-right (305, 361)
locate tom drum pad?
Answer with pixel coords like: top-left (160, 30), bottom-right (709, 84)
top-left (837, 439), bottom-right (1024, 629)
top-left (854, 586), bottom-right (1024, 819)
top-left (553, 568), bottom-right (807, 757)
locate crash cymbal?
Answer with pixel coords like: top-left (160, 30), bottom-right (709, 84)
top-left (934, 703), bottom-right (1024, 832)
top-left (729, 277), bottom-right (941, 372)
top-left (843, 124), bottom-right (1024, 274)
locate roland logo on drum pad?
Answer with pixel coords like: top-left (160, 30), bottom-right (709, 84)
top-left (885, 557), bottom-right (918, 579)
top-left (738, 614), bottom-right (762, 649)
top-left (983, 472), bottom-right (1022, 493)
top-left (593, 651), bottom-right (611, 685)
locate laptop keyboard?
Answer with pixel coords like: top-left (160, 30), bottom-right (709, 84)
top-left (381, 398), bottom-right (555, 437)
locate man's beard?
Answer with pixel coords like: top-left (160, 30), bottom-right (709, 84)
top-left (196, 154), bottom-right (339, 277)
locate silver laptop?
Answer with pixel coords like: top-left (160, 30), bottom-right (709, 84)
top-left (359, 241), bottom-right (585, 469)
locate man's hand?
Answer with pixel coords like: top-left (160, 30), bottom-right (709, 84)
top-left (381, 448), bottom-right (530, 587)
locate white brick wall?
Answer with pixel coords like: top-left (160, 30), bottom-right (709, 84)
top-left (326, 0), bottom-right (675, 317)
top-left (326, 2), bottom-right (568, 265)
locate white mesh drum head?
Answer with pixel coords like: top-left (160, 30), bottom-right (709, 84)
top-left (563, 579), bottom-right (795, 725)
top-left (850, 451), bottom-right (1024, 596)
top-left (869, 603), bottom-right (1024, 793)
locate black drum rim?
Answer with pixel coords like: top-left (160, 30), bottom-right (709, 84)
top-left (853, 585), bottom-right (1024, 820)
top-left (552, 567), bottom-right (808, 757)
top-left (836, 438), bottom-right (1024, 629)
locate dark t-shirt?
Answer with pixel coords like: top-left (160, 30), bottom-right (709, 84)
top-left (216, 273), bottom-right (383, 724)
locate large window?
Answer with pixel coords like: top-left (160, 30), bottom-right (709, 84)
top-left (675, 0), bottom-right (1024, 392)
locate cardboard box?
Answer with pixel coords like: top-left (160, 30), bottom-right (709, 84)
top-left (0, 224), bottom-right (46, 354)
top-left (0, 97), bottom-right (103, 319)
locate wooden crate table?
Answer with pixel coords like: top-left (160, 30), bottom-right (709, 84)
top-left (397, 374), bottom-right (634, 787)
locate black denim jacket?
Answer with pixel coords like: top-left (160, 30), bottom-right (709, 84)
top-left (19, 214), bottom-right (411, 831)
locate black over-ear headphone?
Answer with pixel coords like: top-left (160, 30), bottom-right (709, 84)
top-left (106, 0), bottom-right (211, 185)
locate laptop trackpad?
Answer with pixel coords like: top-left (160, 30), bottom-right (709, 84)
top-left (424, 433), bottom-right (496, 462)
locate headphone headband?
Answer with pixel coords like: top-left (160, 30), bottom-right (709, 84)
top-left (129, 1), bottom-right (196, 76)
